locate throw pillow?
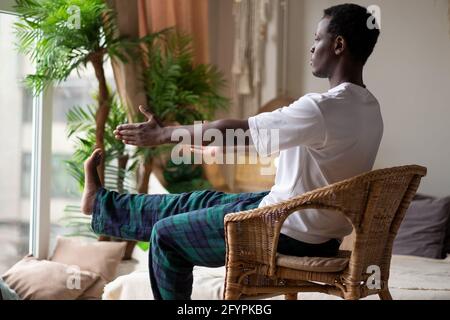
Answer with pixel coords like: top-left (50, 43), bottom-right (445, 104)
top-left (50, 237), bottom-right (127, 299)
top-left (2, 255), bottom-right (99, 300)
top-left (393, 194), bottom-right (450, 259)
top-left (445, 218), bottom-right (450, 255)
top-left (0, 277), bottom-right (21, 300)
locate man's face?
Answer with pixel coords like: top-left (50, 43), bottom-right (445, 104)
top-left (310, 17), bottom-right (336, 78)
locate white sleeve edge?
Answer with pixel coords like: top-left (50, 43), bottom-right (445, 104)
top-left (248, 116), bottom-right (269, 157)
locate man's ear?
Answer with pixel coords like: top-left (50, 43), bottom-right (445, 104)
top-left (334, 36), bottom-right (345, 56)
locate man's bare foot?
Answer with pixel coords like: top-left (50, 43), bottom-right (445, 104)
top-left (81, 149), bottom-right (103, 215)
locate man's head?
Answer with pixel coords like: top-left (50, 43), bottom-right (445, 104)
top-left (310, 3), bottom-right (380, 78)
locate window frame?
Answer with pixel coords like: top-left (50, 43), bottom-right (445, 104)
top-left (29, 88), bottom-right (53, 259)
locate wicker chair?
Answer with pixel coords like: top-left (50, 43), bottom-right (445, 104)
top-left (223, 165), bottom-right (427, 300)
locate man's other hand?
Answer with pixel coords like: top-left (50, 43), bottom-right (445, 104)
top-left (114, 105), bottom-right (164, 147)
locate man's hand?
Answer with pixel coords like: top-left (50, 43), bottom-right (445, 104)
top-left (115, 106), bottom-right (251, 148)
top-left (114, 105), bottom-right (165, 147)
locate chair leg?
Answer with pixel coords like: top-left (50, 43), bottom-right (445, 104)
top-left (285, 293), bottom-right (298, 300)
top-left (224, 288), bottom-right (241, 300)
top-left (378, 289), bottom-right (393, 300)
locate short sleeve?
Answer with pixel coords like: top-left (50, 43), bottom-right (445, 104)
top-left (248, 96), bottom-right (326, 157)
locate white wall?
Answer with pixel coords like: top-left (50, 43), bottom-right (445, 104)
top-left (286, 0), bottom-right (450, 197)
top-left (208, 0), bottom-right (236, 117)
top-left (261, 0), bottom-right (281, 106)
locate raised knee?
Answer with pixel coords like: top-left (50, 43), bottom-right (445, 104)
top-left (150, 219), bottom-right (170, 248)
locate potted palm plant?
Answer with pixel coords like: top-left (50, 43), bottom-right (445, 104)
top-left (14, 0), bottom-right (137, 183)
top-left (15, 0), bottom-right (229, 255)
top-left (136, 30), bottom-right (229, 194)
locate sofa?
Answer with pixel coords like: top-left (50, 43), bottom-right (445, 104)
top-left (104, 248), bottom-right (450, 300)
top-left (103, 174), bottom-right (450, 300)
top-left (4, 173), bottom-right (448, 300)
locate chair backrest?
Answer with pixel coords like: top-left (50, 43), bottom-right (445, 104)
top-left (334, 165), bottom-right (427, 288)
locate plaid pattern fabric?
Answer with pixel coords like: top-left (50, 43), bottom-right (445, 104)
top-left (91, 188), bottom-right (269, 300)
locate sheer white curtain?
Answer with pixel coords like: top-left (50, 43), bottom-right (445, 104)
top-left (231, 0), bottom-right (272, 119)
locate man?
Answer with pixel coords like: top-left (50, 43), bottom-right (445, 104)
top-left (81, 3), bottom-right (382, 299)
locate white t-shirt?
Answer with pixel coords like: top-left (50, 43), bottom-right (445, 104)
top-left (248, 82), bottom-right (383, 244)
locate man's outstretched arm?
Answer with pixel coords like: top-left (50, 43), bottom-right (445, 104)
top-left (114, 105), bottom-right (251, 147)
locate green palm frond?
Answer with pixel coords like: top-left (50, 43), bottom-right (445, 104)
top-left (66, 104), bottom-right (96, 138)
top-left (64, 92), bottom-right (136, 192)
top-left (60, 205), bottom-right (97, 239)
top-left (14, 0), bottom-right (132, 93)
top-left (144, 29), bottom-right (229, 125)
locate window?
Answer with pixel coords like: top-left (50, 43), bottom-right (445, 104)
top-left (1, 2), bottom-right (120, 262)
top-left (21, 89), bottom-right (33, 123)
top-left (0, 8), bottom-right (116, 267)
top-left (21, 153), bottom-right (79, 199)
top-left (0, 12), bottom-right (34, 274)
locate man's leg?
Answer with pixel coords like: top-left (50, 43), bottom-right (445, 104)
top-left (149, 195), bottom-right (267, 300)
top-left (90, 186), bottom-right (267, 242)
top-left (81, 150), bottom-right (269, 299)
top-left (81, 149), bottom-right (268, 240)
top-left (81, 148), bottom-right (103, 214)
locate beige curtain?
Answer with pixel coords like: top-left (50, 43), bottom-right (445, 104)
top-left (107, 0), bottom-right (209, 118)
top-left (232, 0), bottom-right (272, 119)
top-left (139, 0), bottom-right (209, 64)
top-left (106, 0), bottom-right (227, 190)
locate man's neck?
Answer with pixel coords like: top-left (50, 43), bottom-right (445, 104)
top-left (328, 62), bottom-right (365, 89)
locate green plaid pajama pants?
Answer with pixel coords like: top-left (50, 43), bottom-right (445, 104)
top-left (91, 188), bottom-right (340, 300)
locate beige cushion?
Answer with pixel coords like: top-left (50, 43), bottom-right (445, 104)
top-left (2, 256), bottom-right (99, 300)
top-left (276, 254), bottom-right (350, 273)
top-left (50, 237), bottom-right (127, 299)
top-left (78, 278), bottom-right (107, 300)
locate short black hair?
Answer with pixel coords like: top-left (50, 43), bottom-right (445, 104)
top-left (323, 3), bottom-right (380, 65)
